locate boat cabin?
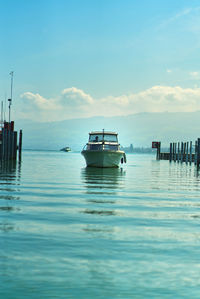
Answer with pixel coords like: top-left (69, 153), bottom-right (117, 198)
top-left (86, 131), bottom-right (120, 151)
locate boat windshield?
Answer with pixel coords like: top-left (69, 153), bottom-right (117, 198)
top-left (89, 134), bottom-right (118, 143)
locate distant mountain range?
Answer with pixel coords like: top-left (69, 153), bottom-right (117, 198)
top-left (14, 111), bottom-right (200, 151)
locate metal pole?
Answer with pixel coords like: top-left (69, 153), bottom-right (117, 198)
top-left (8, 71), bottom-right (13, 123)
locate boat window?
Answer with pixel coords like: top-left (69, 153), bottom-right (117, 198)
top-left (89, 134), bottom-right (118, 142)
top-left (104, 144), bottom-right (119, 150)
top-left (87, 144), bottom-right (102, 150)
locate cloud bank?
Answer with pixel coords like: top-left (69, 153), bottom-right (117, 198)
top-left (19, 85), bottom-right (200, 122)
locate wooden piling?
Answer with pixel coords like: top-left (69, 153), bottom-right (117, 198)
top-left (0, 122), bottom-right (22, 161)
top-left (177, 142), bottom-right (180, 162)
top-left (184, 142), bottom-right (186, 161)
top-left (174, 143), bottom-right (177, 162)
top-left (186, 142), bottom-right (189, 164)
top-left (158, 142), bottom-right (161, 160)
top-left (181, 142), bottom-right (183, 163)
top-left (13, 132), bottom-right (17, 160)
top-left (4, 129), bottom-right (8, 160)
top-left (197, 138), bottom-right (200, 168)
top-left (169, 143), bottom-right (172, 162)
top-left (18, 129), bottom-right (22, 161)
top-left (190, 141), bottom-right (192, 164)
top-left (195, 141), bottom-right (197, 165)
top-left (153, 138), bottom-right (200, 168)
top-left (156, 142), bottom-right (161, 160)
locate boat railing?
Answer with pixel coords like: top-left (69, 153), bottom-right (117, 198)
top-left (82, 144), bottom-right (87, 151)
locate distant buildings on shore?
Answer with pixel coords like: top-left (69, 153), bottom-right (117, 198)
top-left (121, 144), bottom-right (159, 154)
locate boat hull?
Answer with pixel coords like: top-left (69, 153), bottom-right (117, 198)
top-left (81, 150), bottom-right (125, 168)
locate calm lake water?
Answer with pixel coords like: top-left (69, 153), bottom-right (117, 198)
top-left (1, 150), bottom-right (200, 298)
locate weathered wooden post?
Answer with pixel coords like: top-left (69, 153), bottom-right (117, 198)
top-left (186, 142), bottom-right (189, 164)
top-left (0, 130), bottom-right (2, 160)
top-left (0, 141), bottom-right (2, 160)
top-left (195, 140), bottom-right (197, 165)
top-left (174, 143), bottom-right (177, 162)
top-left (4, 129), bottom-right (8, 160)
top-left (190, 141), bottom-right (192, 164)
top-left (157, 142), bottom-right (161, 160)
top-left (9, 130), bottom-right (13, 159)
top-left (1, 128), bottom-right (4, 160)
top-left (177, 142), bottom-right (180, 162)
top-left (181, 142), bottom-right (184, 163)
top-left (0, 120), bottom-right (21, 162)
top-left (152, 141), bottom-right (161, 160)
top-left (197, 138), bottom-right (200, 168)
top-left (184, 142), bottom-right (186, 162)
top-left (7, 128), bottom-right (10, 160)
top-left (10, 122), bottom-right (14, 159)
top-left (13, 131), bottom-right (17, 160)
top-left (18, 129), bottom-right (22, 161)
top-left (169, 143), bottom-right (172, 162)
top-left (10, 131), bottom-right (14, 159)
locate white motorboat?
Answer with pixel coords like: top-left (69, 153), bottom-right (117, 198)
top-left (81, 130), bottom-right (126, 168)
top-left (60, 146), bottom-right (71, 152)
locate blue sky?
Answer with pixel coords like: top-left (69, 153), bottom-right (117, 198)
top-left (1, 0), bottom-right (200, 122)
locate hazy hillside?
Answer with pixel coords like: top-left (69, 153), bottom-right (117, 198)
top-left (14, 112), bottom-right (200, 151)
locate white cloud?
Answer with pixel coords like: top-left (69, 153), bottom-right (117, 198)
top-left (158, 7), bottom-right (200, 29)
top-left (189, 71), bottom-right (200, 79)
top-left (61, 87), bottom-right (94, 106)
top-left (21, 92), bottom-right (56, 110)
top-left (166, 69), bottom-right (172, 73)
top-left (18, 85), bottom-right (200, 122)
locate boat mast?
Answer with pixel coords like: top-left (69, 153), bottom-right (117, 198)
top-left (8, 71), bottom-right (13, 123)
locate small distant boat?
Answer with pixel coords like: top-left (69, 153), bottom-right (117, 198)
top-left (81, 130), bottom-right (126, 168)
top-left (60, 146), bottom-right (71, 152)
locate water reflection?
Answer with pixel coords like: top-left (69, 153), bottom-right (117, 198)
top-left (0, 159), bottom-right (21, 185)
top-left (151, 160), bottom-right (200, 192)
top-left (81, 167), bottom-right (125, 227)
top-left (0, 222), bottom-right (15, 232)
top-left (0, 160), bottom-right (21, 232)
top-left (0, 159), bottom-right (19, 172)
top-left (81, 167), bottom-right (126, 196)
top-left (0, 160), bottom-right (21, 182)
top-left (83, 209), bottom-right (117, 216)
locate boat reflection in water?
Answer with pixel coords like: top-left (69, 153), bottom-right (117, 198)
top-left (81, 167), bottom-right (126, 224)
top-left (81, 166), bottom-right (126, 195)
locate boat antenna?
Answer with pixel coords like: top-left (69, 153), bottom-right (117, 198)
top-left (8, 71), bottom-right (14, 123)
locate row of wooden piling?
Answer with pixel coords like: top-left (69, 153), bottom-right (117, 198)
top-left (155, 139), bottom-right (200, 167)
top-left (169, 141), bottom-right (194, 164)
top-left (0, 122), bottom-right (22, 161)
